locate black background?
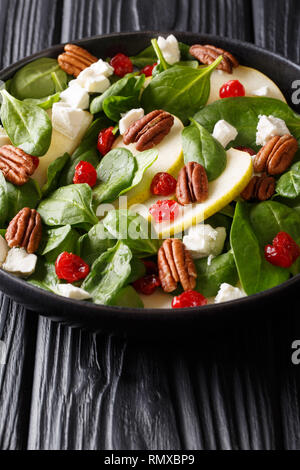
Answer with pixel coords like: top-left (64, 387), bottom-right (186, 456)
top-left (1, 0), bottom-right (300, 450)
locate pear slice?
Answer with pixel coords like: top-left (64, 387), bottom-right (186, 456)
top-left (32, 109), bottom-right (93, 187)
top-left (140, 289), bottom-right (173, 309)
top-left (208, 65), bottom-right (286, 104)
top-left (133, 148), bottom-right (252, 238)
top-left (112, 116), bottom-right (184, 206)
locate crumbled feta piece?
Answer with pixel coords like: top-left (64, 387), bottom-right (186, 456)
top-left (60, 83), bottom-right (89, 109)
top-left (75, 64), bottom-right (111, 93)
top-left (52, 102), bottom-right (91, 140)
top-left (89, 59), bottom-right (114, 77)
top-left (0, 126), bottom-right (11, 146)
top-left (119, 108), bottom-right (144, 135)
top-left (57, 284), bottom-right (92, 300)
top-left (252, 86), bottom-right (270, 97)
top-left (215, 283), bottom-right (246, 303)
top-left (0, 235), bottom-right (8, 266)
top-left (183, 224), bottom-right (226, 259)
top-left (256, 115), bottom-right (290, 146)
top-left (2, 248), bottom-right (37, 278)
top-left (212, 120), bottom-right (238, 148)
top-left (157, 34), bottom-right (180, 65)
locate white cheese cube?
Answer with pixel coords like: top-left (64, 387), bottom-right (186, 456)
top-left (119, 108), bottom-right (144, 135)
top-left (256, 115), bottom-right (290, 146)
top-left (212, 120), bottom-right (238, 148)
top-left (60, 83), bottom-right (89, 109)
top-left (252, 86), bottom-right (270, 97)
top-left (90, 59), bottom-right (114, 77)
top-left (183, 224), bottom-right (226, 259)
top-left (215, 283), bottom-right (246, 303)
top-left (157, 34), bottom-right (180, 65)
top-left (76, 67), bottom-right (111, 93)
top-left (2, 248), bottom-right (37, 278)
top-left (0, 126), bottom-right (11, 146)
top-left (57, 284), bottom-right (92, 300)
top-left (0, 235), bottom-right (8, 266)
top-left (52, 102), bottom-right (92, 140)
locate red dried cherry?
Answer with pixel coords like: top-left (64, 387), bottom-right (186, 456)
top-left (110, 53), bottom-right (133, 77)
top-left (97, 126), bottom-right (115, 156)
top-left (140, 63), bottom-right (157, 77)
top-left (150, 172), bottom-right (177, 196)
top-left (234, 146), bottom-right (256, 156)
top-left (142, 260), bottom-right (158, 275)
top-left (133, 274), bottom-right (161, 295)
top-left (31, 156), bottom-right (40, 170)
top-left (73, 161), bottom-right (97, 187)
top-left (149, 200), bottom-right (179, 223)
top-left (219, 80), bottom-right (245, 98)
top-left (172, 290), bottom-right (208, 308)
top-left (55, 252), bottom-right (90, 283)
top-left (264, 231), bottom-right (300, 268)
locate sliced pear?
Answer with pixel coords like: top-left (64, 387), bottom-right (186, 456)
top-left (112, 116), bottom-right (184, 206)
top-left (133, 148), bottom-right (252, 238)
top-left (208, 65), bottom-right (286, 104)
top-left (140, 289), bottom-right (173, 309)
top-left (32, 109), bottom-right (93, 187)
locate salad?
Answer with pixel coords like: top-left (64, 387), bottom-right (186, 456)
top-left (0, 34), bottom-right (300, 310)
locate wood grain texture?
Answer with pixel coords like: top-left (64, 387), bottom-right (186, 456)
top-left (1, 0), bottom-right (300, 450)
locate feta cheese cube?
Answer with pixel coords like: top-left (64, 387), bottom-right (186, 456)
top-left (119, 108), bottom-right (144, 135)
top-left (157, 34), bottom-right (180, 65)
top-left (52, 102), bottom-right (92, 140)
top-left (60, 83), bottom-right (89, 109)
top-left (57, 284), bottom-right (92, 300)
top-left (90, 59), bottom-right (114, 77)
top-left (76, 66), bottom-right (111, 93)
top-left (252, 86), bottom-right (270, 97)
top-left (183, 224), bottom-right (226, 259)
top-left (2, 247), bottom-right (37, 278)
top-left (215, 283), bottom-right (246, 303)
top-left (256, 115), bottom-right (290, 146)
top-left (212, 120), bottom-right (238, 148)
top-left (0, 126), bottom-right (11, 146)
top-left (0, 235), bottom-right (8, 266)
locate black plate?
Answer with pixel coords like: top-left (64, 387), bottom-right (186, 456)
top-left (0, 31), bottom-right (299, 336)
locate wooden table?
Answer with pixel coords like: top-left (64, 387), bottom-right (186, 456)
top-left (1, 0), bottom-right (300, 450)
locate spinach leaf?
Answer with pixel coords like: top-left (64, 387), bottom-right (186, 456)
top-left (28, 258), bottom-right (59, 293)
top-left (195, 251), bottom-right (238, 297)
top-left (276, 162), bottom-right (300, 199)
top-left (51, 71), bottom-right (68, 93)
top-left (141, 56), bottom-right (222, 124)
top-left (102, 210), bottom-right (160, 257)
top-left (130, 41), bottom-right (193, 68)
top-left (78, 222), bottom-right (115, 265)
top-left (93, 148), bottom-right (136, 205)
top-left (42, 152), bottom-right (70, 197)
top-left (10, 58), bottom-right (67, 99)
top-left (230, 202), bottom-right (289, 295)
top-left (24, 92), bottom-right (61, 110)
top-left (82, 241), bottom-right (132, 305)
top-left (90, 74), bottom-right (145, 115)
top-left (194, 97), bottom-right (300, 151)
top-left (102, 95), bottom-right (139, 122)
top-left (38, 183), bottom-right (98, 227)
top-left (6, 178), bottom-right (41, 221)
top-left (39, 225), bottom-right (79, 262)
top-left (0, 229), bottom-right (6, 237)
top-left (127, 257), bottom-right (146, 284)
top-left (0, 170), bottom-right (8, 226)
top-left (0, 90), bottom-right (52, 156)
top-left (119, 149), bottom-right (158, 195)
top-left (110, 285), bottom-right (144, 308)
top-left (182, 118), bottom-right (226, 181)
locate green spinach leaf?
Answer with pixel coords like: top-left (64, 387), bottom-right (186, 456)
top-left (78, 222), bottom-right (115, 265)
top-left (0, 90), bottom-right (52, 156)
top-left (39, 225), bottom-right (79, 262)
top-left (130, 41), bottom-right (193, 68)
top-left (110, 285), bottom-right (144, 308)
top-left (119, 149), bottom-right (158, 195)
top-left (102, 95), bottom-right (139, 122)
top-left (195, 251), bottom-right (238, 297)
top-left (42, 152), bottom-right (70, 197)
top-left (0, 170), bottom-right (8, 227)
top-left (276, 162), bottom-right (300, 199)
top-left (28, 258), bottom-right (59, 293)
top-left (24, 92), bottom-right (61, 110)
top-left (6, 178), bottom-right (41, 221)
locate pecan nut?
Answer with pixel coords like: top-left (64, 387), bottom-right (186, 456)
top-left (0, 145), bottom-right (35, 186)
top-left (158, 238), bottom-right (197, 293)
top-left (189, 44), bottom-right (239, 74)
top-left (58, 44), bottom-right (98, 77)
top-left (123, 110), bottom-right (174, 151)
top-left (176, 162), bottom-right (208, 205)
top-left (254, 134), bottom-right (298, 175)
top-left (5, 208), bottom-right (42, 254)
top-left (241, 174), bottom-right (276, 201)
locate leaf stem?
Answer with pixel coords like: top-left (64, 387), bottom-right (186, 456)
top-left (151, 38), bottom-right (169, 71)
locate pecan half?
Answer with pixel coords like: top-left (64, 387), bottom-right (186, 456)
top-left (189, 44), bottom-right (239, 74)
top-left (176, 162), bottom-right (208, 205)
top-left (241, 174), bottom-right (275, 201)
top-left (5, 208), bottom-right (42, 254)
top-left (158, 238), bottom-right (197, 293)
top-left (254, 134), bottom-right (298, 175)
top-left (0, 145), bottom-right (35, 186)
top-left (58, 44), bottom-right (98, 77)
top-left (123, 110), bottom-right (174, 151)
